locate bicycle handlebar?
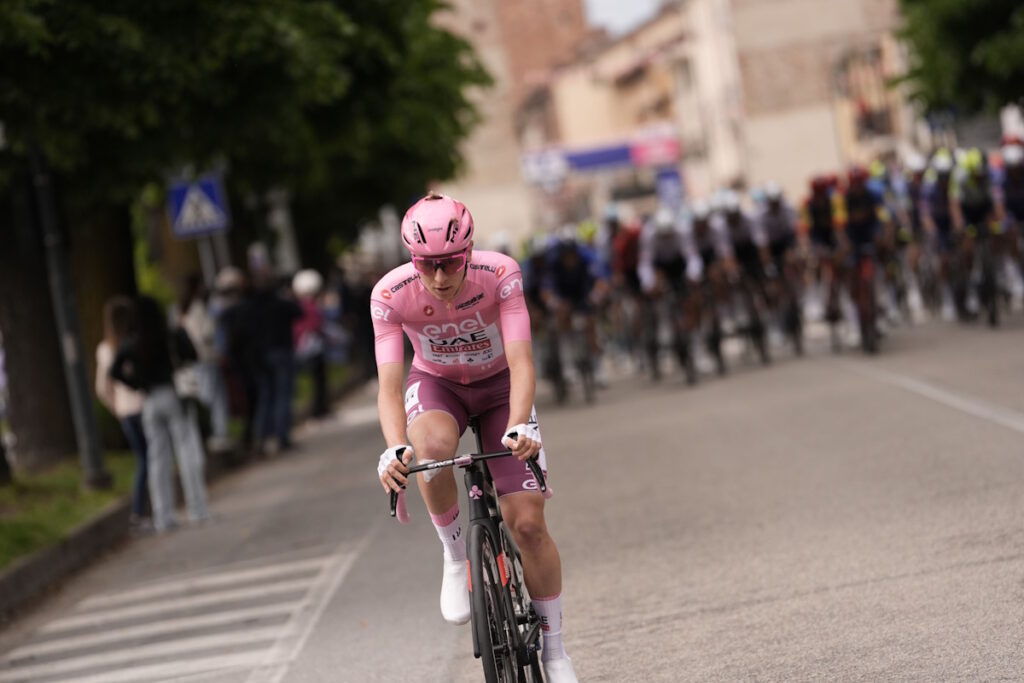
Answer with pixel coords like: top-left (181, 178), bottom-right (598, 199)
top-left (388, 446), bottom-right (547, 522)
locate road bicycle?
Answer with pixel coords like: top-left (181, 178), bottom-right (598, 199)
top-left (388, 418), bottom-right (548, 682)
top-left (852, 246), bottom-right (879, 355)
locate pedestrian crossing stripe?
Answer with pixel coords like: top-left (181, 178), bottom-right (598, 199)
top-left (0, 552), bottom-right (333, 683)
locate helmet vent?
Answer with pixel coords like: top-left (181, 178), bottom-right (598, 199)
top-left (415, 223), bottom-right (426, 244)
top-left (446, 218), bottom-right (458, 243)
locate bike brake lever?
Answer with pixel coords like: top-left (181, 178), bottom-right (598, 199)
top-left (506, 431), bottom-right (547, 493)
top-left (526, 457), bottom-right (547, 493)
top-left (389, 487), bottom-right (410, 523)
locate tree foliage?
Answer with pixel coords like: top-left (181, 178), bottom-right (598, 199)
top-left (899, 0), bottom-right (1024, 115)
top-left (0, 0), bottom-right (490, 237)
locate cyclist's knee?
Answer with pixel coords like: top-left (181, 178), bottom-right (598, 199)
top-left (408, 414), bottom-right (459, 462)
top-left (503, 499), bottom-right (549, 551)
top-left (508, 515), bottom-right (548, 552)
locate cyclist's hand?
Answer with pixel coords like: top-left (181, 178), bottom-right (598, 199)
top-left (378, 444), bottom-right (414, 493)
top-left (503, 424), bottom-right (542, 462)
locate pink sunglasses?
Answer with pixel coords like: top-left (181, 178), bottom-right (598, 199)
top-left (412, 250), bottom-right (469, 275)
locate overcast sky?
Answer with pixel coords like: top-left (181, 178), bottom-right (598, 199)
top-left (583, 0), bottom-right (661, 35)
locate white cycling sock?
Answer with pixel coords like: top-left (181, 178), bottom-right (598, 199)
top-left (533, 593), bottom-right (566, 661)
top-left (430, 504), bottom-right (466, 562)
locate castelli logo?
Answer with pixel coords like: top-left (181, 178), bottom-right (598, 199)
top-left (496, 265), bottom-right (506, 278)
top-left (380, 289), bottom-right (392, 300)
top-left (423, 305), bottom-right (434, 316)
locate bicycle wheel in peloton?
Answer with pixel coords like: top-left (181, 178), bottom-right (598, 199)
top-left (469, 524), bottom-right (517, 683)
top-left (785, 299), bottom-right (804, 356)
top-left (979, 243), bottom-right (999, 327)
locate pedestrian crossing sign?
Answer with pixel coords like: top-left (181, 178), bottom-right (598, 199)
top-left (168, 174), bottom-right (231, 238)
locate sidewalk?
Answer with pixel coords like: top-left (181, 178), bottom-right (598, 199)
top-left (0, 379), bottom-right (387, 682)
top-left (0, 372), bottom-right (371, 623)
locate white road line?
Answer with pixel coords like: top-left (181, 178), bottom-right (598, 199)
top-left (6, 603), bottom-right (296, 660)
top-left (77, 557), bottom-right (328, 611)
top-left (40, 579), bottom-right (312, 634)
top-left (41, 651), bottom-right (266, 683)
top-left (847, 363), bottom-right (1024, 435)
top-left (245, 520), bottom-right (381, 683)
top-left (0, 626), bottom-right (280, 682)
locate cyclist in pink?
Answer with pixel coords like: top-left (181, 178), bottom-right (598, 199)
top-left (374, 193), bottom-right (578, 682)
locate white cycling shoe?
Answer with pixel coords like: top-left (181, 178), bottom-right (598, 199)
top-left (542, 656), bottom-right (579, 683)
top-left (440, 556), bottom-right (471, 625)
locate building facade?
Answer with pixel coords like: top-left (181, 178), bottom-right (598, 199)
top-left (435, 0), bottom-right (590, 247)
top-left (517, 0), bottom-right (916, 220)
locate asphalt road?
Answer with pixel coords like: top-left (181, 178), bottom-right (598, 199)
top-left (2, 318), bottom-right (1024, 682)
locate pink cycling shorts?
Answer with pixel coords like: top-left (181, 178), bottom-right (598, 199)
top-left (405, 367), bottom-right (551, 499)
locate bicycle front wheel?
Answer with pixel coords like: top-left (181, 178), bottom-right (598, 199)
top-left (469, 524), bottom-right (517, 683)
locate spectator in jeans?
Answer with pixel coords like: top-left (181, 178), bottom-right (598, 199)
top-left (173, 274), bottom-right (231, 451)
top-left (255, 274), bottom-right (302, 452)
top-left (95, 297), bottom-right (150, 530)
top-left (110, 296), bottom-right (210, 532)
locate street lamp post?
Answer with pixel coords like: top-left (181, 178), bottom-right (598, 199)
top-left (29, 145), bottom-right (112, 490)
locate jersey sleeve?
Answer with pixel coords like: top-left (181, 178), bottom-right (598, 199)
top-left (495, 257), bottom-right (532, 343)
top-left (370, 295), bottom-right (405, 366)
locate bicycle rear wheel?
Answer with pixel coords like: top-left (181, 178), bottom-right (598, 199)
top-left (469, 525), bottom-right (517, 683)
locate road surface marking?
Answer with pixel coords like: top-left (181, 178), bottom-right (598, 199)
top-left (53, 652), bottom-right (266, 683)
top-left (37, 578), bottom-right (312, 633)
top-left (76, 556), bottom-right (328, 611)
top-left (848, 363), bottom-right (1024, 435)
top-left (245, 519), bottom-right (381, 683)
top-left (0, 626), bottom-right (280, 682)
top-left (7, 603), bottom-right (295, 660)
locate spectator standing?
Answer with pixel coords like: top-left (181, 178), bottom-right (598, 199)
top-left (174, 274), bottom-right (231, 451)
top-left (110, 296), bottom-right (210, 532)
top-left (218, 269), bottom-right (272, 457)
top-left (292, 269), bottom-right (329, 420)
top-left (95, 297), bottom-right (150, 529)
top-left (253, 274), bottom-right (302, 452)
top-left (210, 267), bottom-right (252, 452)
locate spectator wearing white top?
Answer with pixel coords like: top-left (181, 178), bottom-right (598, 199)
top-left (95, 297), bottom-right (150, 526)
top-left (173, 274), bottom-right (231, 451)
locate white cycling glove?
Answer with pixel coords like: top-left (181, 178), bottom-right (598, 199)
top-left (502, 423), bottom-right (542, 449)
top-left (378, 444), bottom-right (413, 481)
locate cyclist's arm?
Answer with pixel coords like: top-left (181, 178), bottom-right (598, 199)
top-left (505, 340), bottom-right (541, 462)
top-left (637, 228), bottom-right (656, 292)
top-left (496, 262), bottom-right (541, 460)
top-left (371, 295), bottom-right (408, 448)
top-left (377, 362), bottom-right (408, 448)
top-left (506, 341), bottom-right (536, 427)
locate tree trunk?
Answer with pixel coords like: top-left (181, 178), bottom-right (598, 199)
top-left (0, 171), bottom-right (77, 470)
top-left (67, 206), bottom-right (138, 448)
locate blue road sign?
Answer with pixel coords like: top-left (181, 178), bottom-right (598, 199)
top-left (656, 167), bottom-right (684, 209)
top-left (168, 174), bottom-right (231, 239)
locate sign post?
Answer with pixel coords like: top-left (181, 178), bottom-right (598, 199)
top-left (167, 173), bottom-right (232, 287)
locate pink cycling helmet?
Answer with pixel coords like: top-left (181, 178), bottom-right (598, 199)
top-left (401, 192), bottom-right (474, 257)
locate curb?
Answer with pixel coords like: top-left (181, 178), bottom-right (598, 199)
top-left (0, 497), bottom-right (131, 621)
top-left (0, 372), bottom-right (370, 623)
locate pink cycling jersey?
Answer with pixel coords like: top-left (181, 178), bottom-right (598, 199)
top-left (370, 250), bottom-right (532, 382)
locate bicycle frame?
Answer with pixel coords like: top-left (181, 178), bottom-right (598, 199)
top-left (386, 419), bottom-right (547, 672)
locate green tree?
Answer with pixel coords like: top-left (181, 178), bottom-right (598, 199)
top-left (0, 0), bottom-right (488, 469)
top-left (899, 0), bottom-right (1024, 114)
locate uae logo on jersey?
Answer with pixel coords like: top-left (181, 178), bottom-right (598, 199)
top-left (423, 305), bottom-right (435, 316)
